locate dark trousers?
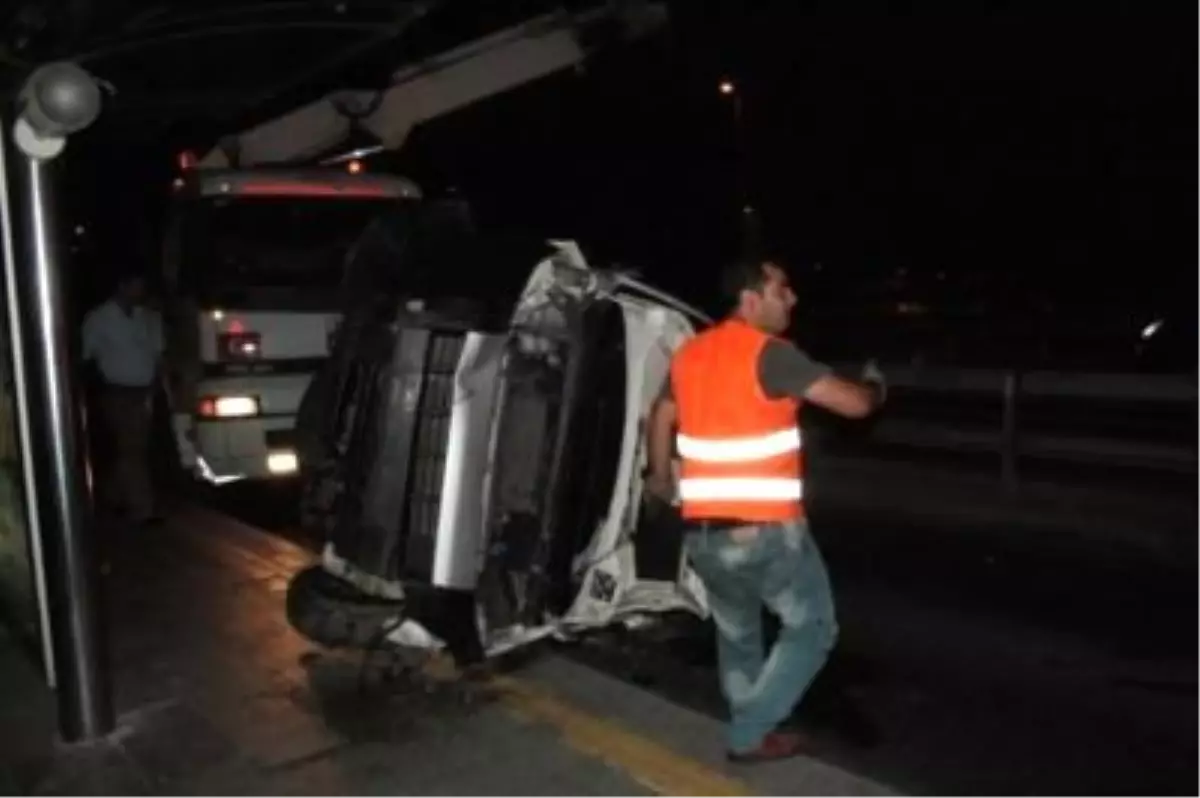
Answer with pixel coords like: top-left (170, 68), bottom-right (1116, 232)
top-left (98, 385), bottom-right (154, 520)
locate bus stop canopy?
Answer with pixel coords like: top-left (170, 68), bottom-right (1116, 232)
top-left (0, 0), bottom-right (607, 148)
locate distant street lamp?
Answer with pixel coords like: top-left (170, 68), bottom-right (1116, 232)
top-left (718, 77), bottom-right (743, 131)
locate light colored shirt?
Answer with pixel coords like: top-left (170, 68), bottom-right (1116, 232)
top-left (81, 300), bottom-right (164, 388)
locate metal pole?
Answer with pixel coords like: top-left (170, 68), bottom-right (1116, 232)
top-left (1190, 367), bottom-right (1200, 516)
top-left (10, 151), bottom-right (112, 741)
top-left (719, 81), bottom-right (759, 256)
top-left (732, 91), bottom-right (745, 208)
top-left (0, 116), bottom-right (57, 689)
top-left (727, 90), bottom-right (761, 259)
top-left (1001, 370), bottom-right (1020, 492)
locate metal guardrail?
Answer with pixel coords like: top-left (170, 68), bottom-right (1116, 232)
top-left (837, 364), bottom-right (1198, 402)
top-left (826, 364), bottom-right (1198, 486)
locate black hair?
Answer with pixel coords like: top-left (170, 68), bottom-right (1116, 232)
top-left (720, 249), bottom-right (792, 307)
top-left (112, 270), bottom-right (148, 294)
top-left (720, 257), bottom-right (769, 306)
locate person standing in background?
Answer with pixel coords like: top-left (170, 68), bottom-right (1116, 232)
top-left (81, 271), bottom-right (164, 525)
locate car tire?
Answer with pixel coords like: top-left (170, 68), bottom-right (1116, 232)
top-left (286, 565), bottom-right (404, 650)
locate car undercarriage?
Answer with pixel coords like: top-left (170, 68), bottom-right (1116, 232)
top-left (287, 204), bottom-right (708, 665)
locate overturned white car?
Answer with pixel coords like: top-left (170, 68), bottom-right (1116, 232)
top-left (287, 203), bottom-right (709, 665)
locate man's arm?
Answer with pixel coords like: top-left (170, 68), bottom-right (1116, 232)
top-left (148, 309), bottom-right (171, 401)
top-left (758, 340), bottom-right (883, 419)
top-left (80, 310), bottom-right (105, 388)
top-left (644, 380), bottom-right (677, 500)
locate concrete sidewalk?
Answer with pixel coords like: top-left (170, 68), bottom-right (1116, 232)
top-left (0, 503), bottom-right (894, 796)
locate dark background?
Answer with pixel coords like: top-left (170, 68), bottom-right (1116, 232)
top-left (7, 0), bottom-right (1195, 371)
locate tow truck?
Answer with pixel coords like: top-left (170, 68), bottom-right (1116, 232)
top-left (163, 1), bottom-right (669, 484)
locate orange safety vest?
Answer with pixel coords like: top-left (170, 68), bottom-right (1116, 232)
top-left (669, 318), bottom-right (804, 522)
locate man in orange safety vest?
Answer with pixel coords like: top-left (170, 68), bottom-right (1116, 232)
top-left (646, 256), bottom-right (885, 763)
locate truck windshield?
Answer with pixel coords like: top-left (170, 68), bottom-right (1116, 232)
top-left (174, 195), bottom-right (403, 305)
top-left (339, 200), bottom-right (548, 312)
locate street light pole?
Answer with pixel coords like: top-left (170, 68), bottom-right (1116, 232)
top-left (718, 79), bottom-right (745, 207)
top-left (719, 79), bottom-right (761, 258)
top-left (0, 114), bottom-right (58, 692)
top-left (5, 62), bottom-right (113, 742)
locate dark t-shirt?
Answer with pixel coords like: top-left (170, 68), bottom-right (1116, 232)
top-left (757, 339), bottom-right (831, 399)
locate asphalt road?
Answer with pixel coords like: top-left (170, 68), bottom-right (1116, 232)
top-left (207, 479), bottom-right (1198, 796)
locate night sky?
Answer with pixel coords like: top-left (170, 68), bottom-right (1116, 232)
top-left (46, 1), bottom-right (1198, 371)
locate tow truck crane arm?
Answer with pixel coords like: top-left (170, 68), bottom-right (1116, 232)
top-left (197, 2), bottom-right (667, 169)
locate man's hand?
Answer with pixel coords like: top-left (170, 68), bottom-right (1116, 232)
top-left (861, 358), bottom-right (887, 405)
top-left (644, 470), bottom-right (675, 504)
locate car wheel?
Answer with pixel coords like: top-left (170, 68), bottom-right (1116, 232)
top-left (286, 565), bottom-right (404, 650)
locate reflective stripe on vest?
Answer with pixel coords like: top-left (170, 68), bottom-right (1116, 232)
top-left (676, 426), bottom-right (804, 502)
top-left (676, 426), bottom-right (801, 463)
top-left (677, 476), bottom-right (803, 502)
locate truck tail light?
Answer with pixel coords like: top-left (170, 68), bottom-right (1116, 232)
top-left (198, 395), bottom-right (259, 419)
top-left (217, 331), bottom-right (262, 360)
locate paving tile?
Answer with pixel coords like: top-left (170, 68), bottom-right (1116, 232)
top-left (25, 743), bottom-right (150, 796)
top-left (115, 701), bottom-right (248, 790)
top-left (159, 760), bottom-right (275, 796)
top-left (2, 501), bottom-right (752, 797)
top-left (199, 689), bottom-right (348, 770)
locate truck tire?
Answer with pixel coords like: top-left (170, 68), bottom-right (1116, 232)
top-left (286, 565), bottom-right (404, 650)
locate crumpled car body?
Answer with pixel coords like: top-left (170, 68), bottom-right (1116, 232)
top-left (287, 220), bottom-right (710, 665)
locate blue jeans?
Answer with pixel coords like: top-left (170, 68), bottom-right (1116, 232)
top-left (685, 519), bottom-right (838, 753)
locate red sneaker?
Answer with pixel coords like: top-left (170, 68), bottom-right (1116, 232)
top-left (727, 731), bottom-right (806, 763)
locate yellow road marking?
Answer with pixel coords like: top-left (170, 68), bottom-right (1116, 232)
top-left (494, 675), bottom-right (754, 797)
top-left (421, 653), bottom-right (753, 796)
